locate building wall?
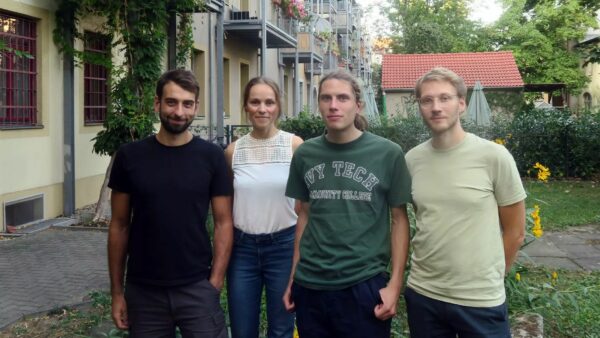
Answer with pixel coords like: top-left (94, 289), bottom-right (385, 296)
top-left (574, 60), bottom-right (600, 111)
top-left (1, 1), bottom-right (110, 231)
top-left (384, 92), bottom-right (417, 118)
top-left (385, 89), bottom-right (523, 119)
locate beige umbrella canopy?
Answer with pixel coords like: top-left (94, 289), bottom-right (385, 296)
top-left (466, 81), bottom-right (492, 126)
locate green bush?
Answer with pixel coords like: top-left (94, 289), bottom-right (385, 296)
top-left (369, 113), bottom-right (429, 152)
top-left (279, 111), bottom-right (325, 141)
top-left (504, 109), bottom-right (600, 178)
top-left (277, 108), bottom-right (600, 179)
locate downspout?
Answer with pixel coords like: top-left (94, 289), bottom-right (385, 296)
top-left (261, 0), bottom-right (267, 75)
top-left (208, 13), bottom-right (213, 141)
top-left (63, 10), bottom-right (75, 217)
top-left (308, 20), bottom-right (314, 112)
top-left (295, 20), bottom-right (300, 115)
top-left (216, 10), bottom-right (225, 146)
top-left (168, 11), bottom-right (177, 70)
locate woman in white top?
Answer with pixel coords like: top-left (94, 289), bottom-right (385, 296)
top-left (224, 77), bottom-right (303, 338)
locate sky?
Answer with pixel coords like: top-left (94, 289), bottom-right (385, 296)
top-left (355, 0), bottom-right (504, 37)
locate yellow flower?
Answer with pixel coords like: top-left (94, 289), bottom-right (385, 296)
top-left (530, 204), bottom-right (543, 238)
top-left (294, 327), bottom-right (299, 338)
top-left (515, 272), bottom-right (521, 282)
top-left (533, 162), bottom-right (551, 182)
top-left (494, 138), bottom-right (506, 146)
top-left (551, 271), bottom-right (558, 285)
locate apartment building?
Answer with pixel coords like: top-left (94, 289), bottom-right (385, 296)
top-left (0, 0), bottom-right (374, 232)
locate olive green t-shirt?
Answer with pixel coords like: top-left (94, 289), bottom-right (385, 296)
top-left (285, 132), bottom-right (412, 290)
top-left (406, 133), bottom-right (526, 307)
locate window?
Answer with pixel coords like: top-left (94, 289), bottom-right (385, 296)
top-left (84, 31), bottom-right (110, 124)
top-left (583, 92), bottom-right (592, 111)
top-left (0, 11), bottom-right (37, 127)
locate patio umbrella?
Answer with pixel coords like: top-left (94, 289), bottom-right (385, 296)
top-left (466, 81), bottom-right (492, 126)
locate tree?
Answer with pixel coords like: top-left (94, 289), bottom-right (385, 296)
top-left (386, 0), bottom-right (492, 54)
top-left (492, 0), bottom-right (599, 94)
top-left (54, 0), bottom-right (202, 221)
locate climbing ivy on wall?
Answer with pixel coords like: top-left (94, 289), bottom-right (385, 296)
top-left (53, 0), bottom-right (204, 156)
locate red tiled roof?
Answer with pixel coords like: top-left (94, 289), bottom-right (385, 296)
top-left (382, 51), bottom-right (524, 90)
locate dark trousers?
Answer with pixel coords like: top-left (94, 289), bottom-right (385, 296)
top-left (404, 287), bottom-right (510, 338)
top-left (292, 273), bottom-right (391, 338)
top-left (125, 279), bottom-right (228, 338)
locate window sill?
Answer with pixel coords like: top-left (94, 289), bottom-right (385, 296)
top-left (84, 122), bottom-right (105, 127)
top-left (0, 124), bottom-right (44, 131)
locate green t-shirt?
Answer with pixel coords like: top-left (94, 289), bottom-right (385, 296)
top-left (285, 132), bottom-right (412, 290)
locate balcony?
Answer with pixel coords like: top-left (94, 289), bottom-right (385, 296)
top-left (201, 0), bottom-right (225, 13)
top-left (223, 6), bottom-right (297, 49)
top-left (281, 31), bottom-right (325, 65)
top-left (334, 12), bottom-right (355, 34)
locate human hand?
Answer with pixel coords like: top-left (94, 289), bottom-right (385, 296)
top-left (111, 293), bottom-right (129, 330)
top-left (373, 284), bottom-right (400, 321)
top-left (209, 276), bottom-right (224, 292)
top-left (283, 283), bottom-right (295, 312)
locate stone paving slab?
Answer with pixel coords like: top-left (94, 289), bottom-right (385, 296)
top-left (521, 238), bottom-right (568, 257)
top-left (522, 257), bottom-right (583, 271)
top-left (573, 257), bottom-right (600, 271)
top-left (0, 228), bottom-right (108, 329)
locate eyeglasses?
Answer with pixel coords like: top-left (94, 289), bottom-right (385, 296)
top-left (416, 95), bottom-right (459, 108)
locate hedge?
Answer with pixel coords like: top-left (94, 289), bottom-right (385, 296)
top-left (278, 108), bottom-right (600, 179)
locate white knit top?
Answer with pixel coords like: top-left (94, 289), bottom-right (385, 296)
top-left (232, 130), bottom-right (297, 234)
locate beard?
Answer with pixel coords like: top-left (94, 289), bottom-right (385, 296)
top-left (159, 113), bottom-right (193, 135)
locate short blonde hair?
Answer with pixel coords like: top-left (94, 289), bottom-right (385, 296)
top-left (414, 67), bottom-right (467, 99)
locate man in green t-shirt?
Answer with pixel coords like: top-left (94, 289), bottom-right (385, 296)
top-left (283, 70), bottom-right (412, 337)
top-left (404, 67), bottom-right (526, 337)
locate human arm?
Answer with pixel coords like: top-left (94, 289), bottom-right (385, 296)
top-left (209, 195), bottom-right (233, 291)
top-left (224, 141), bottom-right (235, 178)
top-left (107, 190), bottom-right (131, 330)
top-left (374, 205), bottom-right (410, 321)
top-left (291, 135), bottom-right (303, 152)
top-left (499, 200), bottom-right (526, 273)
top-left (283, 201), bottom-right (309, 312)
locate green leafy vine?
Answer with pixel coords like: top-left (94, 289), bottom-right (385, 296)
top-left (53, 0), bottom-right (204, 156)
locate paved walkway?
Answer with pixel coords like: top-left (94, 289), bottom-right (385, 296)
top-left (520, 224), bottom-right (600, 271)
top-left (0, 222), bottom-right (599, 331)
top-left (0, 226), bottom-right (108, 330)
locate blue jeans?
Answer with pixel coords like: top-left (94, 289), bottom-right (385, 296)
top-left (227, 226), bottom-right (295, 338)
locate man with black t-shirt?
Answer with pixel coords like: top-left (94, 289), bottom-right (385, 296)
top-left (108, 69), bottom-right (232, 338)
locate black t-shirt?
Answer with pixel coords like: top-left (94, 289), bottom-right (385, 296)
top-left (108, 136), bottom-right (231, 286)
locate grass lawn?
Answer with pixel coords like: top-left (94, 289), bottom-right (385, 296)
top-left (507, 267), bottom-right (600, 338)
top-left (2, 181), bottom-right (599, 337)
top-left (525, 180), bottom-right (600, 230)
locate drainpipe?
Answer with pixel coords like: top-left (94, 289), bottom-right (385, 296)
top-left (63, 11), bottom-right (75, 217)
top-left (261, 0), bottom-right (267, 75)
top-left (208, 14), bottom-right (213, 141)
top-left (216, 10), bottom-right (225, 147)
top-left (168, 11), bottom-right (177, 70)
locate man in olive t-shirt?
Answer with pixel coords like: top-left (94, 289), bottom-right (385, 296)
top-left (405, 67), bottom-right (526, 338)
